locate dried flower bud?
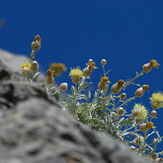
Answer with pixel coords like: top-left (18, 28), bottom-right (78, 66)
top-left (111, 80), bottom-right (124, 94)
top-left (142, 85), bottom-right (149, 91)
top-left (151, 110), bottom-right (157, 117)
top-left (31, 40), bottom-right (41, 51)
top-left (98, 81), bottom-right (106, 90)
top-left (117, 107), bottom-right (125, 116)
top-left (83, 67), bottom-right (92, 76)
top-left (135, 87), bottom-right (144, 97)
top-left (142, 63), bottom-right (152, 73)
top-left (34, 35), bottom-right (42, 42)
top-left (155, 158), bottom-right (163, 162)
top-left (142, 60), bottom-right (160, 73)
top-left (46, 76), bottom-right (54, 85)
top-left (98, 77), bottom-right (110, 90)
top-left (140, 122), bottom-right (155, 132)
top-left (120, 93), bottom-right (127, 99)
top-left (30, 61), bottom-right (39, 72)
top-left (101, 59), bottom-right (107, 65)
top-left (140, 123), bottom-right (149, 132)
top-left (46, 69), bottom-right (53, 77)
top-left (59, 82), bottom-right (68, 91)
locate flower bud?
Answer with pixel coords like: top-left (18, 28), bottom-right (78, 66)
top-left (135, 87), bottom-right (144, 97)
top-left (98, 81), bottom-right (106, 90)
top-left (111, 80), bottom-right (124, 94)
top-left (46, 76), bottom-right (54, 85)
top-left (59, 82), bottom-right (68, 91)
top-left (117, 107), bottom-right (125, 116)
top-left (46, 69), bottom-right (53, 77)
top-left (30, 61), bottom-right (39, 72)
top-left (142, 63), bottom-right (152, 73)
top-left (120, 93), bottom-right (127, 99)
top-left (101, 59), bottom-right (107, 65)
top-left (83, 67), bottom-right (92, 76)
top-left (140, 123), bottom-right (149, 132)
top-left (31, 40), bottom-right (41, 51)
top-left (151, 110), bottom-right (157, 117)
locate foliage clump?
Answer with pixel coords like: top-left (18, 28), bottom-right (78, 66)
top-left (20, 35), bottom-right (163, 162)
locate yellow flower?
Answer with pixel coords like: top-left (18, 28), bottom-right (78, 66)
top-left (20, 62), bottom-right (31, 69)
top-left (149, 92), bottom-right (163, 109)
top-left (50, 63), bottom-right (67, 77)
top-left (69, 68), bottom-right (83, 84)
top-left (88, 62), bottom-right (98, 69)
top-left (98, 77), bottom-right (110, 90)
top-left (20, 62), bottom-right (32, 75)
top-left (142, 60), bottom-right (160, 73)
top-left (132, 103), bottom-right (147, 120)
top-left (150, 60), bottom-right (160, 69)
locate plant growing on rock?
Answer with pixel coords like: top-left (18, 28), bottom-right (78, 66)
top-left (20, 35), bottom-right (163, 162)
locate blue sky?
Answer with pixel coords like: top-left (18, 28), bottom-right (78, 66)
top-left (1, 0), bottom-right (163, 152)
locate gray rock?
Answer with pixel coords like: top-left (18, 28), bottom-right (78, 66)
top-left (0, 50), bottom-right (153, 163)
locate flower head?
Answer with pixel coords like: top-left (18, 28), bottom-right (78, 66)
top-left (140, 121), bottom-right (156, 132)
top-left (101, 77), bottom-right (110, 83)
top-left (20, 62), bottom-right (32, 75)
top-left (69, 68), bottom-right (83, 84)
top-left (87, 61), bottom-right (98, 69)
top-left (150, 60), bottom-right (160, 69)
top-left (149, 92), bottom-right (163, 109)
top-left (142, 60), bottom-right (160, 73)
top-left (20, 62), bottom-right (31, 69)
top-left (98, 77), bottom-right (110, 90)
top-left (50, 63), bottom-right (67, 77)
top-left (132, 103), bottom-right (147, 120)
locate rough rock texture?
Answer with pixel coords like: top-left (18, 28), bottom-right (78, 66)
top-left (0, 49), bottom-right (153, 163)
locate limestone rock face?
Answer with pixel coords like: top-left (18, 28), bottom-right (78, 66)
top-left (0, 49), bottom-right (153, 163)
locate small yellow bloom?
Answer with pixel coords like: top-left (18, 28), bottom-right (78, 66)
top-left (20, 62), bottom-right (32, 75)
top-left (20, 62), bottom-right (31, 69)
top-left (150, 60), bottom-right (160, 69)
top-left (149, 92), bottom-right (163, 109)
top-left (98, 77), bottom-right (110, 90)
top-left (69, 68), bottom-right (83, 84)
top-left (146, 121), bottom-right (156, 129)
top-left (87, 62), bottom-right (98, 69)
top-left (50, 63), bottom-right (67, 77)
top-left (132, 103), bottom-right (147, 120)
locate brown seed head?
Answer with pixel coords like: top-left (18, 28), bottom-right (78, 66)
top-left (34, 35), bottom-right (42, 42)
top-left (142, 84), bottom-right (149, 91)
top-left (46, 69), bottom-right (53, 77)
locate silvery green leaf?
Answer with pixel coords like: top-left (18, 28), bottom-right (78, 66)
top-left (33, 72), bottom-right (40, 79)
top-left (71, 86), bottom-right (75, 95)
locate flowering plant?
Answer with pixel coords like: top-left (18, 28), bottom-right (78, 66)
top-left (20, 35), bottom-right (163, 162)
